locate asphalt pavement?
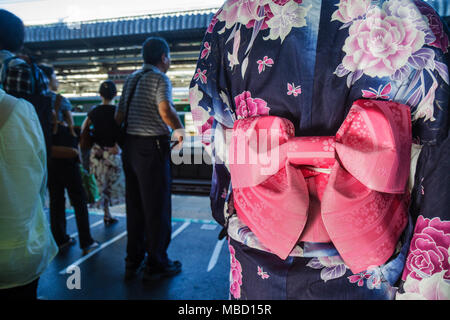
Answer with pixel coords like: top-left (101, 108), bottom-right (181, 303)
top-left (38, 195), bottom-right (230, 300)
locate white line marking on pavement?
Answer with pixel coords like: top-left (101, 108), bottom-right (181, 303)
top-left (60, 220), bottom-right (191, 275)
top-left (207, 238), bottom-right (226, 272)
top-left (59, 231), bottom-right (127, 275)
top-left (171, 221), bottom-right (190, 240)
top-left (201, 224), bottom-right (217, 230)
top-left (69, 219), bottom-right (104, 238)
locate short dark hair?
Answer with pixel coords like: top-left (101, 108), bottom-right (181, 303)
top-left (99, 80), bottom-right (117, 100)
top-left (0, 9), bottom-right (25, 52)
top-left (142, 37), bottom-right (170, 65)
top-left (38, 64), bottom-right (54, 80)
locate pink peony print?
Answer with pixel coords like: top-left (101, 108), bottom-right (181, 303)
top-left (331, 0), bottom-right (371, 24)
top-left (341, 7), bottom-right (425, 78)
top-left (207, 9), bottom-right (221, 33)
top-left (397, 271), bottom-right (450, 300)
top-left (272, 0), bottom-right (302, 5)
top-left (383, 0), bottom-right (425, 23)
top-left (245, 4), bottom-right (273, 30)
top-left (244, 0), bottom-right (304, 30)
top-left (402, 216), bottom-right (450, 281)
top-left (218, 0), bottom-right (265, 29)
top-left (229, 243), bottom-right (243, 299)
top-left (234, 91), bottom-right (270, 119)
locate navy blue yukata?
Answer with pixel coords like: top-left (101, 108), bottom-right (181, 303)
top-left (189, 0), bottom-right (450, 300)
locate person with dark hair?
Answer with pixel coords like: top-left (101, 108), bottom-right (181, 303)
top-left (40, 64), bottom-right (100, 255)
top-left (0, 10), bottom-right (55, 161)
top-left (39, 64), bottom-right (76, 138)
top-left (142, 37), bottom-right (170, 67)
top-left (115, 36), bottom-right (184, 281)
top-left (0, 9), bottom-right (47, 97)
top-left (81, 80), bottom-right (123, 225)
top-left (0, 9), bottom-right (24, 52)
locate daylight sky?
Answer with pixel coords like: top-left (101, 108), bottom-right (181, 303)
top-left (0, 0), bottom-right (225, 25)
top-left (1, 0), bottom-right (448, 25)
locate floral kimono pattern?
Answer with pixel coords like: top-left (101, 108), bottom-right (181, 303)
top-left (89, 144), bottom-right (125, 208)
top-left (190, 0), bottom-right (449, 300)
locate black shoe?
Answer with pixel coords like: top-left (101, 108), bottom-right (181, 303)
top-left (124, 261), bottom-right (144, 281)
top-left (104, 217), bottom-right (119, 226)
top-left (58, 237), bottom-right (76, 250)
top-left (82, 241), bottom-right (100, 255)
top-left (143, 260), bottom-right (182, 282)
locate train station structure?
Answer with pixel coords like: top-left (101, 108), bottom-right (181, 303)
top-left (10, 2), bottom-right (450, 301)
top-left (22, 8), bottom-right (217, 94)
top-left (17, 9), bottom-right (223, 300)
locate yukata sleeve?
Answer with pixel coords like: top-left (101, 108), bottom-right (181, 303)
top-left (395, 9), bottom-right (450, 300)
top-left (189, 7), bottom-right (236, 226)
top-left (189, 7), bottom-right (235, 141)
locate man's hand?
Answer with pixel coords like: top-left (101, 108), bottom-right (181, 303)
top-left (171, 128), bottom-right (185, 150)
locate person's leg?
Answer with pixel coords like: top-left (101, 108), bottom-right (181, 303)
top-left (48, 160), bottom-right (70, 246)
top-left (0, 278), bottom-right (39, 300)
top-left (122, 137), bottom-right (145, 269)
top-left (103, 198), bottom-right (111, 219)
top-left (65, 160), bottom-right (94, 249)
top-left (136, 137), bottom-right (172, 268)
top-left (100, 153), bottom-right (118, 223)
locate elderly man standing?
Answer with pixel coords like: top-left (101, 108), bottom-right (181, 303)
top-left (115, 36), bottom-right (184, 281)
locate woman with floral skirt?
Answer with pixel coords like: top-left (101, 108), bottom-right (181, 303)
top-left (81, 80), bottom-right (124, 225)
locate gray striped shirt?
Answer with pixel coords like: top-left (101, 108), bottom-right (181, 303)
top-left (118, 64), bottom-right (171, 136)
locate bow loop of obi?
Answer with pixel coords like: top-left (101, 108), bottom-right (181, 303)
top-left (229, 99), bottom-right (412, 273)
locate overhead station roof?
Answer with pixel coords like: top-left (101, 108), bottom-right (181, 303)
top-left (22, 9), bottom-right (217, 95)
top-left (21, 5), bottom-right (448, 96)
top-left (24, 9), bottom-right (216, 45)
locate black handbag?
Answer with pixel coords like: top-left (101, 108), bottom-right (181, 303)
top-left (117, 69), bottom-right (151, 148)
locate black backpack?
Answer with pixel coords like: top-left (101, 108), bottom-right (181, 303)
top-left (1, 56), bottom-right (53, 155)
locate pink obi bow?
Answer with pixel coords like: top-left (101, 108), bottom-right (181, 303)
top-left (229, 99), bottom-right (411, 273)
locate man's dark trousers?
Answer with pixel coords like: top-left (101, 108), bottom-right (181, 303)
top-left (48, 158), bottom-right (94, 248)
top-left (122, 134), bottom-right (172, 269)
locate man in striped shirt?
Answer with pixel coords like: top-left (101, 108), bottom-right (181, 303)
top-left (115, 37), bottom-right (184, 282)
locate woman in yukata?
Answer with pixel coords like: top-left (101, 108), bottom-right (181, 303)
top-left (189, 0), bottom-right (449, 300)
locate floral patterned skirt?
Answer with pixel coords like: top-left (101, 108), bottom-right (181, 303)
top-left (89, 143), bottom-right (125, 207)
top-left (227, 223), bottom-right (412, 300)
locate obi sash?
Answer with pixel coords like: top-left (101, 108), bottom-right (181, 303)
top-left (229, 99), bottom-right (411, 273)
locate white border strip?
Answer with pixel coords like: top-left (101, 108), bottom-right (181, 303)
top-left (207, 238), bottom-right (226, 272)
top-left (70, 219), bottom-right (104, 238)
top-left (171, 221), bottom-right (191, 240)
top-left (59, 220), bottom-right (192, 275)
top-left (59, 231), bottom-right (127, 275)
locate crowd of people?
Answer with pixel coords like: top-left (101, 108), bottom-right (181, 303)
top-left (0, 0), bottom-right (449, 301)
top-left (0, 9), bottom-right (184, 299)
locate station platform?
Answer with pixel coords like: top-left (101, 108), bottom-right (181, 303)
top-left (38, 195), bottom-right (230, 300)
